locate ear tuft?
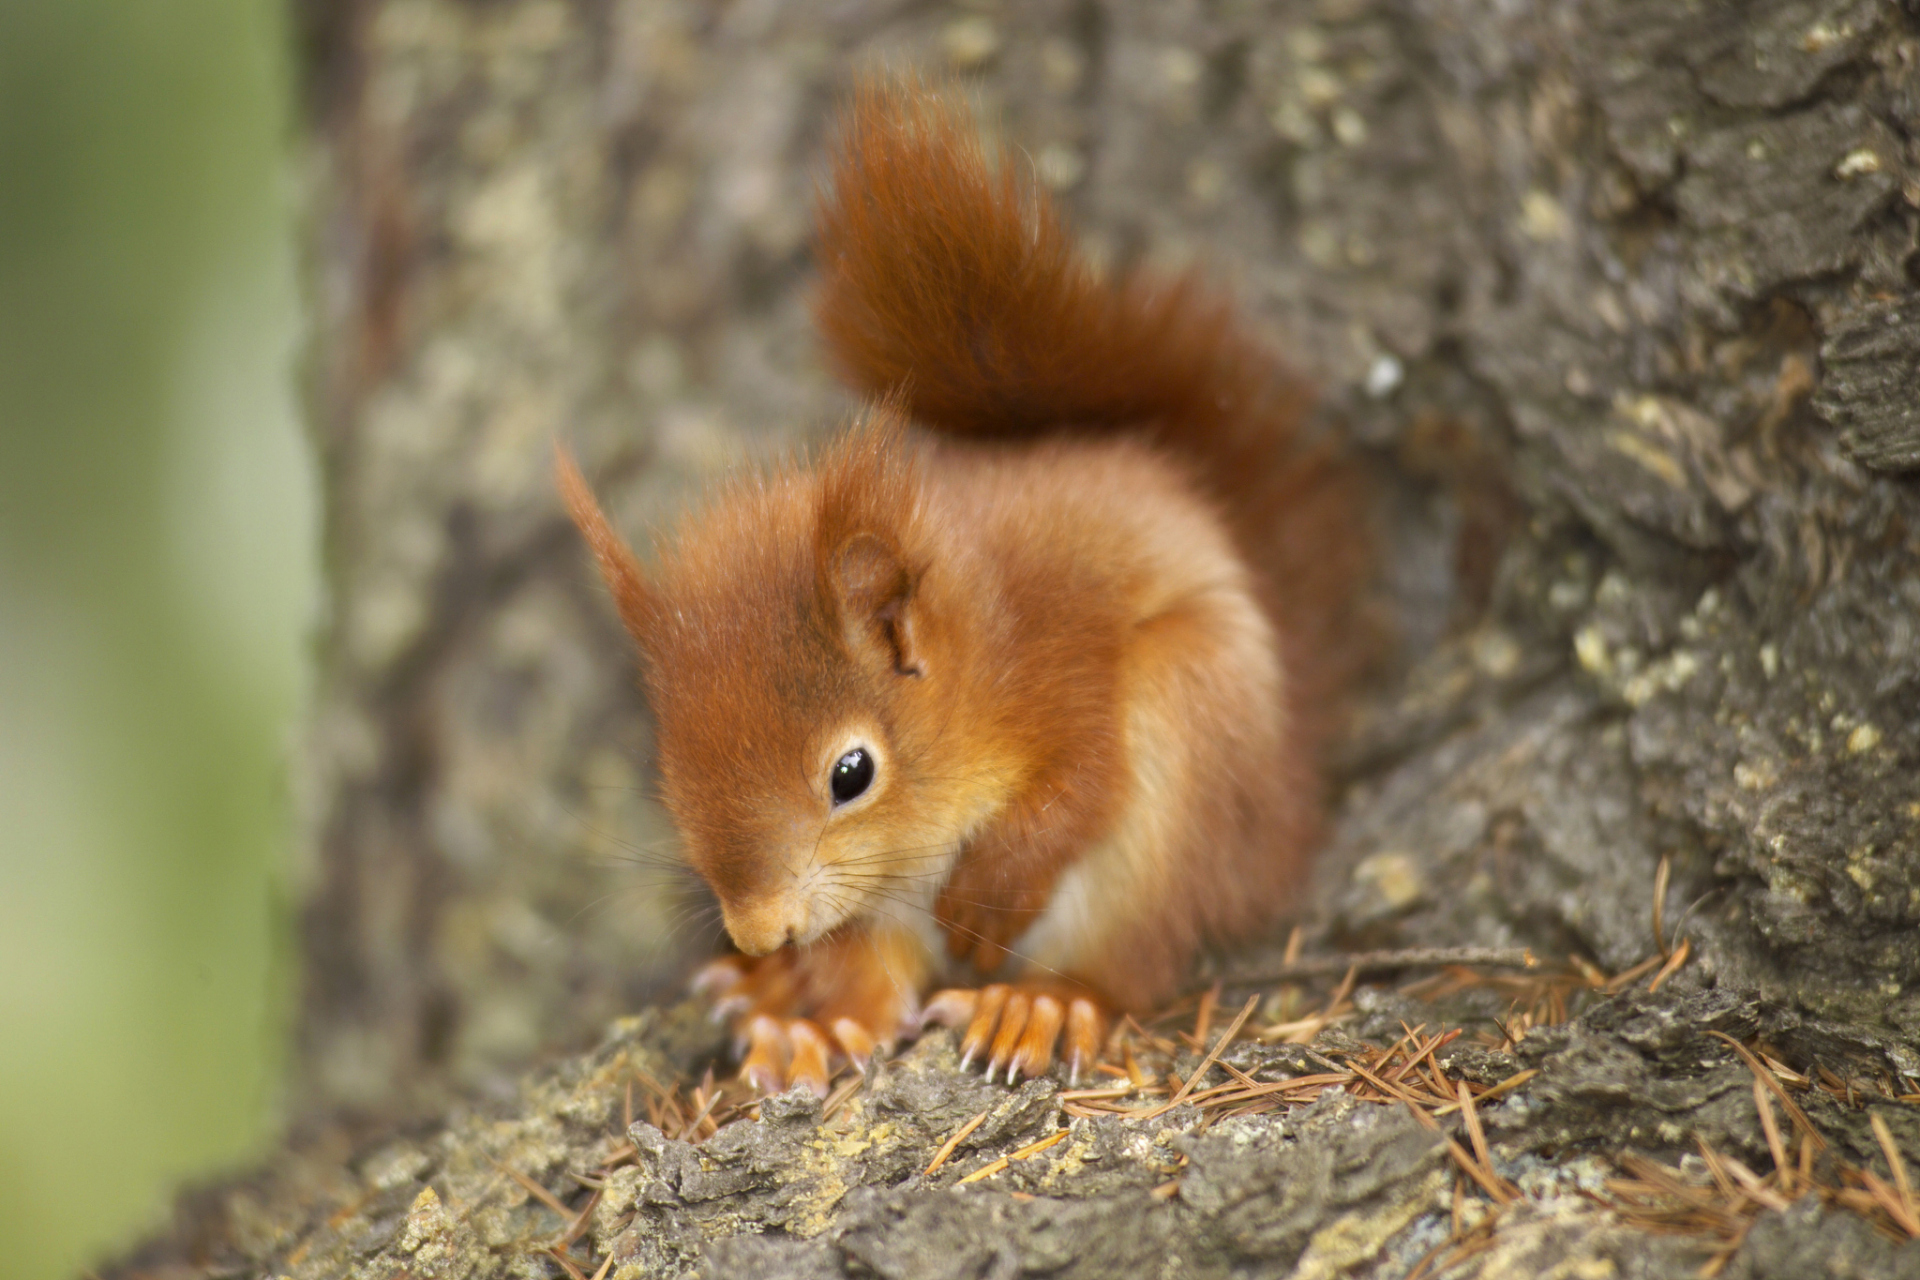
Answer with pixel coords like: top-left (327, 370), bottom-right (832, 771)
top-left (554, 442), bottom-right (654, 654)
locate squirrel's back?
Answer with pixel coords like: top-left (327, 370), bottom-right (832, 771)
top-left (814, 79), bottom-right (1374, 754)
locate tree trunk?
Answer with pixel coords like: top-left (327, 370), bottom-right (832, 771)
top-left (111, 0), bottom-right (1920, 1276)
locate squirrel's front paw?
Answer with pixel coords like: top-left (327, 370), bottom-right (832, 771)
top-left (737, 1014), bottom-right (869, 1098)
top-left (692, 943), bottom-right (916, 1097)
top-left (921, 983), bottom-right (1108, 1086)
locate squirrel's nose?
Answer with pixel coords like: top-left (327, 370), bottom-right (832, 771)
top-left (720, 895), bottom-right (806, 955)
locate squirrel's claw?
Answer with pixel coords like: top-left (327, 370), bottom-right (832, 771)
top-left (919, 987), bottom-right (977, 1034)
top-left (785, 1020), bottom-right (833, 1098)
top-left (692, 957), bottom-right (754, 1022)
top-left (831, 1017), bottom-right (877, 1072)
top-left (740, 1015), bottom-right (789, 1096)
top-left (956, 984), bottom-right (1009, 1072)
top-left (1062, 996), bottom-right (1105, 1087)
top-left (691, 956), bottom-right (748, 996)
top-left (1010, 994), bottom-right (1065, 1082)
top-left (986, 988), bottom-right (1032, 1081)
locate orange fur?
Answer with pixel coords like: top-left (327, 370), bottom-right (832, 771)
top-left (560, 78), bottom-right (1371, 1074)
top-left (814, 77), bottom-right (1369, 755)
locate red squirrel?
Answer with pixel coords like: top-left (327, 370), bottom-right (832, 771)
top-left (557, 78), bottom-right (1370, 1093)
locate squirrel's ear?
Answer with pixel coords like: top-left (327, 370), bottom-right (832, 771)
top-left (816, 406), bottom-right (926, 676)
top-left (832, 532), bottom-right (923, 677)
top-left (554, 442), bottom-right (654, 654)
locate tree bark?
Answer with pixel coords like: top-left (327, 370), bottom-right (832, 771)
top-left (109, 0), bottom-right (1920, 1276)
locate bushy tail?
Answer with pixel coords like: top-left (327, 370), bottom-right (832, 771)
top-left (815, 79), bottom-right (1283, 450)
top-left (814, 78), bottom-right (1376, 741)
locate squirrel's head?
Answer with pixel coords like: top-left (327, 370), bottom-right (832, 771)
top-left (557, 412), bottom-right (992, 954)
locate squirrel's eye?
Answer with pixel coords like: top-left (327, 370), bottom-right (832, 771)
top-left (830, 748), bottom-right (874, 806)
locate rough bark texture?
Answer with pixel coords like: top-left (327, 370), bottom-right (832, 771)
top-left (109, 0), bottom-right (1920, 1276)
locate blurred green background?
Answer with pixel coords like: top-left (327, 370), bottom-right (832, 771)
top-left (0, 0), bottom-right (311, 1275)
